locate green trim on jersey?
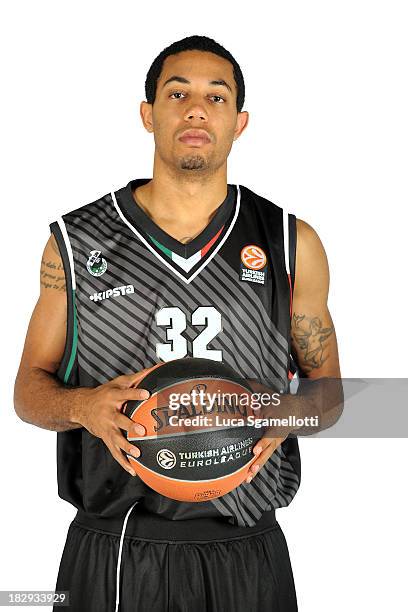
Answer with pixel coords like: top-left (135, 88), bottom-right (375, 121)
top-left (147, 226), bottom-right (225, 273)
top-left (63, 289), bottom-right (78, 384)
top-left (149, 235), bottom-right (172, 258)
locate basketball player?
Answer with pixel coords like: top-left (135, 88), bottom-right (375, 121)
top-left (14, 35), bottom-right (342, 611)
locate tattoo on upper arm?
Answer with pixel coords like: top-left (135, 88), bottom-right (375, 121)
top-left (40, 259), bottom-right (66, 291)
top-left (41, 235), bottom-right (66, 291)
top-left (291, 312), bottom-right (334, 371)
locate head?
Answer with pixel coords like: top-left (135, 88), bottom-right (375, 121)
top-left (140, 35), bottom-right (249, 177)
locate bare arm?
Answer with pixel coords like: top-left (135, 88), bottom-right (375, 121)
top-left (285, 218), bottom-right (344, 433)
top-left (291, 218), bottom-right (341, 379)
top-left (13, 233), bottom-right (85, 431)
top-left (13, 233), bottom-right (152, 476)
top-left (245, 218), bottom-right (344, 481)
top-left (248, 219), bottom-right (343, 431)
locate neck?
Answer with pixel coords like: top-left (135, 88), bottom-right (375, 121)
top-left (134, 155), bottom-right (229, 226)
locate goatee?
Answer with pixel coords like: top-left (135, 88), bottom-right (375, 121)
top-left (180, 155), bottom-right (207, 170)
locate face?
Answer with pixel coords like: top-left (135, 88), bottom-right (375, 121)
top-left (140, 50), bottom-right (249, 175)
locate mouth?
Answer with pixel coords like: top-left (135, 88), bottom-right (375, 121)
top-left (178, 129), bottom-right (211, 147)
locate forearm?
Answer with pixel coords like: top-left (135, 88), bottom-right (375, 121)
top-left (248, 376), bottom-right (344, 437)
top-left (282, 376), bottom-right (344, 436)
top-left (14, 366), bottom-right (89, 432)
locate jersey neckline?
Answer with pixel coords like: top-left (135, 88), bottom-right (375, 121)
top-left (111, 179), bottom-right (241, 285)
top-left (115, 178), bottom-right (236, 259)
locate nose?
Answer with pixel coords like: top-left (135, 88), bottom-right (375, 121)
top-left (184, 102), bottom-right (208, 122)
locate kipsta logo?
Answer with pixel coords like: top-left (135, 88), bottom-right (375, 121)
top-left (86, 250), bottom-right (107, 277)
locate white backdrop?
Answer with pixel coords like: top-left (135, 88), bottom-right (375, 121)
top-left (1, 1), bottom-right (407, 610)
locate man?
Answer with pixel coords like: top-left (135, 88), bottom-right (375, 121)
top-left (14, 35), bottom-right (342, 611)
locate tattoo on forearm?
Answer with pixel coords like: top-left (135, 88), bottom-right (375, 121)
top-left (40, 259), bottom-right (66, 291)
top-left (292, 312), bottom-right (334, 371)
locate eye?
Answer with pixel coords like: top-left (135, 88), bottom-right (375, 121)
top-left (169, 91), bottom-right (186, 99)
top-left (210, 95), bottom-right (225, 103)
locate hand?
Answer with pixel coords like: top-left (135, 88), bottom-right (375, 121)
top-left (246, 431), bottom-right (288, 483)
top-left (74, 368), bottom-right (154, 477)
top-left (244, 377), bottom-right (291, 483)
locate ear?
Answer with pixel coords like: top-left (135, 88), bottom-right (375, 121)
top-left (233, 111), bottom-right (249, 141)
top-left (140, 101), bottom-right (154, 133)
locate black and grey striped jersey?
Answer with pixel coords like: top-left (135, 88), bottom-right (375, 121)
top-left (50, 178), bottom-right (301, 528)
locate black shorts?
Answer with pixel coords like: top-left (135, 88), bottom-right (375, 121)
top-left (53, 505), bottom-right (298, 612)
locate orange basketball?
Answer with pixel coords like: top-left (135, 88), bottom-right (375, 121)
top-left (121, 357), bottom-right (265, 502)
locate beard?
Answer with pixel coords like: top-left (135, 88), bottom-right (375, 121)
top-left (179, 154), bottom-right (208, 171)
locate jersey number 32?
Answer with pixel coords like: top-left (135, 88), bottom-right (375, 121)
top-left (155, 306), bottom-right (222, 361)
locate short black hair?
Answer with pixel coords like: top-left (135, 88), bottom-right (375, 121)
top-left (145, 35), bottom-right (245, 112)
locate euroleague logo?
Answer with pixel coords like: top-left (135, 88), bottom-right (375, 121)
top-left (240, 244), bottom-right (267, 285)
top-left (157, 449), bottom-right (177, 470)
top-left (240, 245), bottom-right (267, 270)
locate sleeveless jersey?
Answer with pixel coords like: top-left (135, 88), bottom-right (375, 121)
top-left (50, 178), bottom-right (301, 528)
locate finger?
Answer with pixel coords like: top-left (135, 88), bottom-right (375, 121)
top-left (118, 387), bottom-right (150, 400)
top-left (246, 443), bottom-right (273, 482)
top-left (246, 437), bottom-right (287, 483)
top-left (244, 437), bottom-right (269, 484)
top-left (114, 368), bottom-right (153, 389)
top-left (112, 430), bottom-right (141, 460)
top-left (104, 439), bottom-right (137, 476)
top-left (113, 413), bottom-right (146, 436)
top-left (117, 363), bottom-right (163, 388)
top-left (249, 437), bottom-right (287, 477)
top-left (252, 428), bottom-right (287, 455)
top-left (115, 389), bottom-right (150, 412)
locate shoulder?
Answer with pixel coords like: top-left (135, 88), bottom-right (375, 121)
top-left (238, 184), bottom-right (280, 208)
top-left (65, 192), bottom-right (113, 222)
top-left (294, 218), bottom-right (330, 295)
top-left (295, 218), bottom-right (327, 261)
top-left (50, 191), bottom-right (114, 226)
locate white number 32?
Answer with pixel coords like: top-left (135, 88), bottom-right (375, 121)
top-left (155, 306), bottom-right (222, 361)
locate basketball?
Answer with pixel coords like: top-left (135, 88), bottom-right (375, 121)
top-left (121, 357), bottom-right (266, 502)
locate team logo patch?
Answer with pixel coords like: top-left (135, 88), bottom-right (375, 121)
top-left (86, 250), bottom-right (107, 277)
top-left (240, 245), bottom-right (267, 285)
